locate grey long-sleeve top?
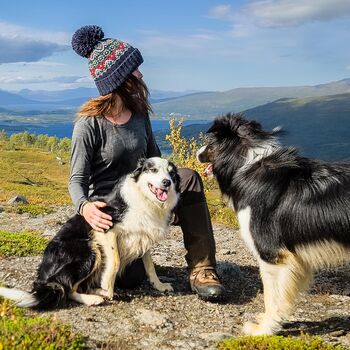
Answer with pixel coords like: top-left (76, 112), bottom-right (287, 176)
top-left (68, 113), bottom-right (161, 213)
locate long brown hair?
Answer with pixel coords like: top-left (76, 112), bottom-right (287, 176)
top-left (77, 75), bottom-right (152, 118)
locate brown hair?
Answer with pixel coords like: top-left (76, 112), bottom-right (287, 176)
top-left (77, 75), bottom-right (152, 118)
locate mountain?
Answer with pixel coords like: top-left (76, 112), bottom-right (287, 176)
top-left (244, 93), bottom-right (350, 160)
top-left (15, 87), bottom-right (204, 104)
top-left (154, 92), bottom-right (350, 161)
top-left (152, 78), bottom-right (350, 119)
top-left (5, 78), bottom-right (350, 116)
top-left (16, 87), bottom-right (98, 102)
top-left (0, 89), bottom-right (40, 105)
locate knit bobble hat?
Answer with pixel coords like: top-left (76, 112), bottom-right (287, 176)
top-left (71, 25), bottom-right (143, 96)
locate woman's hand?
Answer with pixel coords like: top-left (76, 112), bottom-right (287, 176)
top-left (82, 201), bottom-right (113, 232)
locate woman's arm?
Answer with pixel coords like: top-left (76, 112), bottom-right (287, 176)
top-left (68, 117), bottom-right (112, 232)
top-left (68, 117), bottom-right (94, 213)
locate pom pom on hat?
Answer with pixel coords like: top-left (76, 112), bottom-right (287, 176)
top-left (71, 25), bottom-right (104, 58)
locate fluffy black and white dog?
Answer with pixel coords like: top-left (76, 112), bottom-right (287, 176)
top-left (197, 113), bottom-right (350, 335)
top-left (0, 157), bottom-right (180, 309)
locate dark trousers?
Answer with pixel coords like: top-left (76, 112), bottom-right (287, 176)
top-left (117, 168), bottom-right (216, 288)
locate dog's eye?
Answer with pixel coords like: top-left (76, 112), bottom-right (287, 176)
top-left (150, 168), bottom-right (158, 173)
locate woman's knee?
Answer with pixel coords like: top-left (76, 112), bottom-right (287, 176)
top-left (178, 168), bottom-right (204, 193)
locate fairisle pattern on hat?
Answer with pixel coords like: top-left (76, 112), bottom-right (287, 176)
top-left (89, 39), bottom-right (131, 79)
top-left (71, 25), bottom-right (143, 96)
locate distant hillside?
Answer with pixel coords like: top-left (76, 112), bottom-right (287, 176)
top-left (0, 90), bottom-right (39, 105)
top-left (6, 88), bottom-right (206, 110)
top-left (3, 78), bottom-right (350, 115)
top-left (152, 78), bottom-right (350, 119)
top-left (155, 92), bottom-right (350, 161)
top-left (17, 87), bottom-right (98, 102)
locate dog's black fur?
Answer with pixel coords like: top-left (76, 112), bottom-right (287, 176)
top-left (198, 113), bottom-right (350, 334)
top-left (1, 158), bottom-right (180, 310)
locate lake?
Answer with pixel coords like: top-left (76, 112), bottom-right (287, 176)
top-left (0, 119), bottom-right (209, 139)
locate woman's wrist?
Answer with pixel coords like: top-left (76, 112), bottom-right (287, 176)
top-left (79, 200), bottom-right (89, 216)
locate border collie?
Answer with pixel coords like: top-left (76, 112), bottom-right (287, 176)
top-left (197, 113), bottom-right (350, 335)
top-left (0, 157), bottom-right (180, 309)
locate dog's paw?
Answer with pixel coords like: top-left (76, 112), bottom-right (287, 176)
top-left (242, 320), bottom-right (274, 336)
top-left (85, 295), bottom-right (105, 306)
top-left (154, 282), bottom-right (174, 293)
top-left (243, 321), bottom-right (262, 335)
top-left (93, 288), bottom-right (114, 300)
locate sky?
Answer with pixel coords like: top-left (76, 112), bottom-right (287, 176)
top-left (0, 0), bottom-right (349, 92)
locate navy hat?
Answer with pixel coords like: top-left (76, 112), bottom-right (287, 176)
top-left (72, 25), bottom-right (143, 96)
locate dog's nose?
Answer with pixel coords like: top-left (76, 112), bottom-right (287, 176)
top-left (162, 179), bottom-right (171, 188)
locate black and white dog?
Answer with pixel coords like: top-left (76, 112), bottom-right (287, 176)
top-left (0, 157), bottom-right (180, 309)
top-left (197, 113), bottom-right (350, 335)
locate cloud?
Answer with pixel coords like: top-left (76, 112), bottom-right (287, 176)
top-left (208, 5), bottom-right (234, 20)
top-left (0, 21), bottom-right (70, 63)
top-left (209, 1), bottom-right (350, 29)
top-left (137, 30), bottom-right (221, 58)
top-left (0, 37), bottom-right (68, 64)
top-left (19, 61), bottom-right (67, 67)
top-left (245, 0), bottom-right (350, 27)
top-left (0, 75), bottom-right (85, 84)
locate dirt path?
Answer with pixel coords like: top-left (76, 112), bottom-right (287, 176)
top-left (0, 207), bottom-right (349, 349)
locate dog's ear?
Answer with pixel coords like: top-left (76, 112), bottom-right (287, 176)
top-left (237, 120), bottom-right (262, 138)
top-left (206, 122), bottom-right (219, 135)
top-left (168, 161), bottom-right (181, 193)
top-left (131, 158), bottom-right (146, 181)
top-left (207, 119), bottom-right (232, 139)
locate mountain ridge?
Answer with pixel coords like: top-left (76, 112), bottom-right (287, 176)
top-left (154, 92), bottom-right (350, 161)
top-left (2, 78), bottom-right (350, 116)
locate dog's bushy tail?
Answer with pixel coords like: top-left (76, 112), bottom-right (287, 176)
top-left (0, 287), bottom-right (39, 308)
top-left (0, 282), bottom-right (67, 309)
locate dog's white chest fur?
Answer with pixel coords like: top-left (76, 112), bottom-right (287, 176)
top-left (111, 176), bottom-right (174, 272)
top-left (114, 208), bottom-right (170, 270)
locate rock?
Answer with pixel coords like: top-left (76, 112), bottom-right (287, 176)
top-left (198, 332), bottom-right (233, 342)
top-left (135, 308), bottom-right (168, 327)
top-left (7, 195), bottom-right (29, 204)
top-left (42, 227), bottom-right (59, 237)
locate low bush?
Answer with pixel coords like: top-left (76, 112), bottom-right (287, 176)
top-left (0, 299), bottom-right (86, 350)
top-left (217, 334), bottom-right (346, 350)
top-left (5, 204), bottom-right (55, 217)
top-left (0, 231), bottom-right (48, 257)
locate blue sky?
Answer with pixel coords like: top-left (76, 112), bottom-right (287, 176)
top-left (0, 0), bottom-right (350, 92)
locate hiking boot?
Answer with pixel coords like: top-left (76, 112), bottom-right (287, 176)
top-left (189, 267), bottom-right (226, 301)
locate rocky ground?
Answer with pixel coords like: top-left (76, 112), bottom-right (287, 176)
top-left (0, 206), bottom-right (349, 349)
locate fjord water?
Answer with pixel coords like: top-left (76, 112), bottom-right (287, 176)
top-left (0, 119), bottom-right (210, 139)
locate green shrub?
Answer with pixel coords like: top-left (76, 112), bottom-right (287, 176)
top-left (0, 231), bottom-right (48, 257)
top-left (165, 118), bottom-right (239, 229)
top-left (6, 204), bottom-right (55, 217)
top-left (218, 335), bottom-right (346, 350)
top-left (0, 299), bottom-right (86, 349)
top-left (206, 190), bottom-right (240, 229)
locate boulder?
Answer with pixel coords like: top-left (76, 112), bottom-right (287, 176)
top-left (7, 195), bottom-right (29, 205)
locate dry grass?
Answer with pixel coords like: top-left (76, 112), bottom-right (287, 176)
top-left (0, 143), bottom-right (70, 205)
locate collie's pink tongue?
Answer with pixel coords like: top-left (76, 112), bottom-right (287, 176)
top-left (203, 164), bottom-right (213, 177)
top-left (156, 188), bottom-right (168, 202)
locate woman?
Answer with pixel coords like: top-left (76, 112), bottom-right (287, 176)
top-left (69, 25), bottom-right (225, 301)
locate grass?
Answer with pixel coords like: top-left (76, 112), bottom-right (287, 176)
top-left (0, 143), bottom-right (70, 205)
top-left (206, 190), bottom-right (240, 229)
top-left (0, 230), bottom-right (48, 257)
top-left (0, 299), bottom-right (86, 350)
top-left (4, 203), bottom-right (55, 217)
top-left (218, 334), bottom-right (347, 350)
top-left (0, 140), bottom-right (240, 229)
